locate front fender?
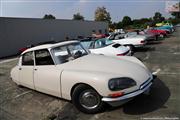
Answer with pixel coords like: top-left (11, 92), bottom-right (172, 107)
top-left (60, 70), bottom-right (121, 100)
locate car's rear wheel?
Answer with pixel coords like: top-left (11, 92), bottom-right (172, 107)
top-left (72, 84), bottom-right (104, 114)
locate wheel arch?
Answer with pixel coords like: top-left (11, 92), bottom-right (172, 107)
top-left (70, 83), bottom-right (100, 98)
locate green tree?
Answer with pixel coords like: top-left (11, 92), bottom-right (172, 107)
top-left (73, 13), bottom-right (84, 20)
top-left (109, 22), bottom-right (117, 30)
top-left (171, 12), bottom-right (180, 19)
top-left (116, 21), bottom-right (123, 29)
top-left (94, 6), bottom-right (111, 24)
top-left (43, 14), bottom-right (56, 19)
top-left (122, 16), bottom-right (132, 27)
top-left (153, 12), bottom-right (165, 23)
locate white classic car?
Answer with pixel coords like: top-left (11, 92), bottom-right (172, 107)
top-left (108, 32), bottom-right (147, 49)
top-left (11, 41), bottom-right (154, 113)
top-left (81, 38), bottom-right (132, 57)
top-left (126, 31), bottom-right (157, 41)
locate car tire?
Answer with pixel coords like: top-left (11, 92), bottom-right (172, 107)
top-left (159, 34), bottom-right (164, 38)
top-left (72, 84), bottom-right (105, 114)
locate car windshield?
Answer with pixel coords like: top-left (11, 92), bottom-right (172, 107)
top-left (51, 42), bottom-right (88, 64)
top-left (81, 41), bottom-right (92, 49)
top-left (94, 38), bottom-right (113, 48)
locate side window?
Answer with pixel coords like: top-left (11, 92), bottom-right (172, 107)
top-left (94, 41), bottom-right (102, 48)
top-left (89, 41), bottom-right (95, 49)
top-left (22, 52), bottom-right (34, 66)
top-left (35, 49), bottom-right (54, 65)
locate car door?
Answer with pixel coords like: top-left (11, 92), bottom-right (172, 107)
top-left (34, 49), bottom-right (61, 97)
top-left (19, 51), bottom-right (35, 89)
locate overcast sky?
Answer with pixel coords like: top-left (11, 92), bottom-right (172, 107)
top-left (0, 0), bottom-right (178, 22)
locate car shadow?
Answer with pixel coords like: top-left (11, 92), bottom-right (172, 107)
top-left (47, 103), bottom-right (81, 120)
top-left (121, 77), bottom-right (170, 115)
top-left (146, 41), bottom-right (162, 45)
top-left (106, 77), bottom-right (170, 115)
top-left (166, 34), bottom-right (174, 38)
top-left (135, 47), bottom-right (156, 52)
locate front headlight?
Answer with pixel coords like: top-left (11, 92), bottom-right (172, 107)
top-left (108, 77), bottom-right (136, 91)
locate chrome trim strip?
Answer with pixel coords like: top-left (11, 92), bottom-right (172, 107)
top-left (102, 82), bottom-right (152, 102)
top-left (140, 77), bottom-right (152, 90)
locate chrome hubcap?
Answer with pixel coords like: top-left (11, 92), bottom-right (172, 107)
top-left (79, 90), bottom-right (100, 109)
top-left (160, 34), bottom-right (164, 38)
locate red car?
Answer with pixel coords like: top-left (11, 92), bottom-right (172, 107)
top-left (146, 29), bottom-right (167, 38)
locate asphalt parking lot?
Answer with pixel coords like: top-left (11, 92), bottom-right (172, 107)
top-left (0, 27), bottom-right (180, 120)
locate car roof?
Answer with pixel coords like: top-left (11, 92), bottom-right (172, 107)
top-left (22, 40), bottom-right (79, 54)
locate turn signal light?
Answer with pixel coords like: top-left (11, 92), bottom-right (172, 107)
top-left (117, 54), bottom-right (124, 56)
top-left (108, 92), bottom-right (124, 98)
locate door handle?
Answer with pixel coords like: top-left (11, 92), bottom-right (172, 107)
top-left (19, 68), bottom-right (22, 70)
top-left (34, 68), bottom-right (37, 71)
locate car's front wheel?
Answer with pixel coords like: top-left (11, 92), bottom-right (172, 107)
top-left (159, 34), bottom-right (165, 38)
top-left (72, 84), bottom-right (104, 114)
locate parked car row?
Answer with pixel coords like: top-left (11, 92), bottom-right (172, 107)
top-left (11, 23), bottom-right (174, 114)
top-left (81, 23), bottom-right (175, 58)
top-left (80, 38), bottom-right (132, 57)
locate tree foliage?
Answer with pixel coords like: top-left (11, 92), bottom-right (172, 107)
top-left (122, 16), bottom-right (132, 27)
top-left (94, 6), bottom-right (111, 24)
top-left (43, 14), bottom-right (56, 19)
top-left (73, 13), bottom-right (84, 20)
top-left (153, 12), bottom-right (165, 23)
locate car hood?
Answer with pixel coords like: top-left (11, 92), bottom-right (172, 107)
top-left (57, 54), bottom-right (151, 83)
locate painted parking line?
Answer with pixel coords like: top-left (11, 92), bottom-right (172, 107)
top-left (0, 58), bottom-right (18, 64)
top-left (143, 52), bottom-right (150, 61)
top-left (14, 91), bottom-right (32, 99)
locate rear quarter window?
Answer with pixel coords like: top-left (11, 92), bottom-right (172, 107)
top-left (22, 52), bottom-right (34, 66)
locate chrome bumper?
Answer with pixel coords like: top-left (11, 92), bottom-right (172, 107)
top-left (102, 78), bottom-right (153, 106)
